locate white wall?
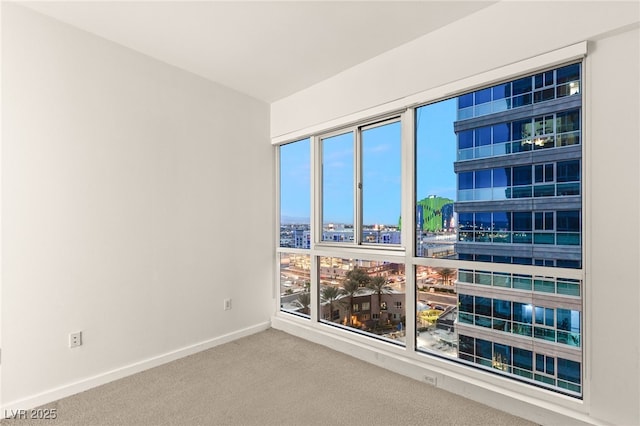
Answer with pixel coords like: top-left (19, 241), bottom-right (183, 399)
top-left (1, 3), bottom-right (272, 410)
top-left (586, 26), bottom-right (639, 425)
top-left (271, 2), bottom-right (639, 425)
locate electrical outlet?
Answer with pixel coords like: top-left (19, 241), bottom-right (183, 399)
top-left (69, 331), bottom-right (82, 348)
top-left (424, 375), bottom-right (437, 386)
top-left (224, 298), bottom-right (232, 311)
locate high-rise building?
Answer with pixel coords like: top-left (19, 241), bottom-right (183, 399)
top-left (452, 63), bottom-right (583, 395)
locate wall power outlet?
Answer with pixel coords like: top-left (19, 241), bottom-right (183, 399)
top-left (69, 331), bottom-right (82, 348)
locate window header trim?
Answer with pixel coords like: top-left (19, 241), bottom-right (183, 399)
top-left (272, 42), bottom-right (587, 146)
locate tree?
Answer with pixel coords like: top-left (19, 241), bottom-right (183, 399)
top-left (436, 268), bottom-right (455, 285)
top-left (342, 268), bottom-right (371, 326)
top-left (296, 292), bottom-right (311, 315)
top-left (320, 286), bottom-right (343, 321)
top-left (367, 276), bottom-right (393, 325)
top-left (345, 268), bottom-right (371, 288)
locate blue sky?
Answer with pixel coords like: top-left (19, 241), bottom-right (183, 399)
top-left (280, 97), bottom-right (458, 225)
top-left (280, 138), bottom-right (311, 221)
top-left (415, 98), bottom-right (458, 202)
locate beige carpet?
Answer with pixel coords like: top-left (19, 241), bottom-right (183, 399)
top-left (1, 328), bottom-right (536, 426)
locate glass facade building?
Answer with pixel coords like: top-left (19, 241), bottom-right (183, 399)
top-left (453, 63), bottom-right (583, 395)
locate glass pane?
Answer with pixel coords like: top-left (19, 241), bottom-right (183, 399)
top-left (557, 279), bottom-right (581, 296)
top-left (475, 271), bottom-right (492, 285)
top-left (458, 93), bottom-right (473, 108)
top-left (362, 121), bottom-right (401, 245)
top-left (475, 170), bottom-right (492, 188)
top-left (557, 160), bottom-right (580, 182)
top-left (557, 358), bottom-right (581, 385)
top-left (280, 139), bottom-right (310, 248)
top-left (493, 299), bottom-right (512, 319)
top-left (493, 273), bottom-right (511, 288)
top-left (322, 132), bottom-right (354, 242)
top-left (534, 233), bottom-right (555, 244)
top-left (492, 83), bottom-right (510, 100)
top-left (475, 88), bottom-right (492, 104)
top-left (534, 185), bottom-right (555, 197)
top-left (320, 257), bottom-right (405, 344)
top-left (493, 168), bottom-right (510, 187)
top-left (513, 166), bottom-right (532, 185)
top-left (416, 99), bottom-right (457, 260)
top-left (534, 278), bottom-right (555, 292)
top-left (513, 212), bottom-right (532, 231)
top-left (556, 64), bottom-right (580, 84)
top-left (513, 76), bottom-right (532, 95)
top-left (557, 110), bottom-right (580, 133)
top-left (493, 123), bottom-right (510, 143)
top-left (458, 130), bottom-right (473, 149)
top-left (475, 126), bottom-right (492, 146)
top-left (513, 276), bottom-right (532, 290)
top-left (416, 265), bottom-right (458, 356)
top-left (557, 211), bottom-right (580, 232)
top-left (280, 253), bottom-right (311, 317)
top-left (413, 63), bottom-right (583, 397)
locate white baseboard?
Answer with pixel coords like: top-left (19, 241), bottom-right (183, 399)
top-left (1, 321), bottom-right (271, 417)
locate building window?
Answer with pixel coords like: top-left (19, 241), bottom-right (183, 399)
top-left (320, 118), bottom-right (402, 246)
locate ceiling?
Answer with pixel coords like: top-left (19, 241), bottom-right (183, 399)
top-left (21, 1), bottom-right (496, 103)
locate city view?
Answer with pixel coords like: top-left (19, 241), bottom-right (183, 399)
top-left (279, 63), bottom-right (583, 396)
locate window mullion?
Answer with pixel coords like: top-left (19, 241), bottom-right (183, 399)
top-left (355, 128), bottom-right (363, 246)
top-left (313, 135), bottom-right (322, 247)
top-left (310, 136), bottom-right (319, 321)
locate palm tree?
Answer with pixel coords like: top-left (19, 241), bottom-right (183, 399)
top-left (345, 268), bottom-right (371, 288)
top-left (296, 292), bottom-right (311, 315)
top-left (342, 268), bottom-right (370, 326)
top-left (367, 276), bottom-right (393, 326)
top-left (436, 267), bottom-right (455, 285)
top-left (341, 279), bottom-right (361, 326)
top-left (320, 286), bottom-right (342, 321)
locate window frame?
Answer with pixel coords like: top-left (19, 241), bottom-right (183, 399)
top-left (316, 115), bottom-right (404, 250)
top-left (274, 42), bottom-right (588, 405)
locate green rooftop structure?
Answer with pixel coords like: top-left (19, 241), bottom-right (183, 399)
top-left (417, 195), bottom-right (454, 232)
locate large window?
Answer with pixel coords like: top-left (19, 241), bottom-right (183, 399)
top-left (276, 61), bottom-right (584, 398)
top-left (415, 62), bottom-right (582, 396)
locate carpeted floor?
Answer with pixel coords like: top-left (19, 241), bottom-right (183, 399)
top-left (1, 328), bottom-right (537, 426)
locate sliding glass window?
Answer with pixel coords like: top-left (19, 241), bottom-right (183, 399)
top-left (320, 118), bottom-right (402, 246)
top-left (322, 132), bottom-right (355, 242)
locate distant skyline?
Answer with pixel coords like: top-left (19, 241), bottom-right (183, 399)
top-left (280, 97), bottom-right (458, 225)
